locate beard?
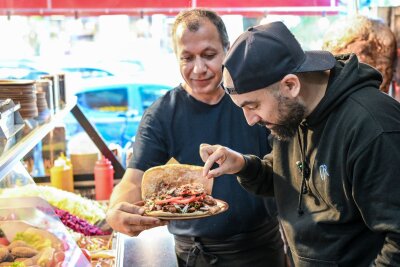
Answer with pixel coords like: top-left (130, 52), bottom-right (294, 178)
top-left (258, 94), bottom-right (306, 141)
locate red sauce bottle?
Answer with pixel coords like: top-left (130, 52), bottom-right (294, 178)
top-left (94, 155), bottom-right (114, 200)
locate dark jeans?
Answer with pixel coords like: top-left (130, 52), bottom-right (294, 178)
top-left (174, 220), bottom-right (285, 267)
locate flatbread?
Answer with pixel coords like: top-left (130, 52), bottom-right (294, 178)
top-left (141, 164), bottom-right (213, 200)
top-left (144, 200), bottom-right (226, 218)
top-left (145, 209), bottom-right (206, 217)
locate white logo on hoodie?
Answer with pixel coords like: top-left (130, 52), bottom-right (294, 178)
top-left (319, 164), bottom-right (329, 181)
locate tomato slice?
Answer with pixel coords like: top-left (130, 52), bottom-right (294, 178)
top-left (170, 195), bottom-right (198, 204)
top-left (155, 196), bottom-right (183, 205)
top-left (155, 193), bottom-right (207, 205)
top-left (0, 237), bottom-right (9, 246)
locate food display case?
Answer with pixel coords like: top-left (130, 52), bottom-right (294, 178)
top-left (0, 98), bottom-right (180, 267)
top-left (0, 101), bottom-right (117, 266)
top-left (0, 196), bottom-right (91, 266)
top-left (0, 101), bottom-right (73, 179)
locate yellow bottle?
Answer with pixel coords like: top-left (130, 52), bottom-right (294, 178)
top-left (50, 155), bottom-right (74, 192)
top-left (59, 153), bottom-right (74, 192)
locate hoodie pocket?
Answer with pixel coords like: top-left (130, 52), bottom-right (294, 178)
top-left (295, 254), bottom-right (339, 267)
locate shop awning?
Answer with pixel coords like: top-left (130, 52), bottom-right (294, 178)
top-left (0, 0), bottom-right (342, 17)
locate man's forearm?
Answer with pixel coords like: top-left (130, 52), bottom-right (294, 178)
top-left (109, 168), bottom-right (144, 208)
top-left (109, 180), bottom-right (142, 208)
top-left (236, 154), bottom-right (274, 197)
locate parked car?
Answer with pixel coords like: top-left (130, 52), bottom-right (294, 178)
top-left (52, 58), bottom-right (145, 79)
top-left (0, 57), bottom-right (145, 80)
top-left (65, 76), bottom-right (173, 147)
top-left (0, 59), bottom-right (49, 80)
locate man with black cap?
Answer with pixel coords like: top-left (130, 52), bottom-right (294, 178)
top-left (200, 21), bottom-right (400, 266)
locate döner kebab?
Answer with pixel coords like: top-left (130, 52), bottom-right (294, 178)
top-left (141, 164), bottom-right (227, 218)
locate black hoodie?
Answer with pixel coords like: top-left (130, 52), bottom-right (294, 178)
top-left (237, 54), bottom-right (400, 266)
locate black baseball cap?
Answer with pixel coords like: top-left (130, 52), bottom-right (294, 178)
top-left (223, 21), bottom-right (336, 94)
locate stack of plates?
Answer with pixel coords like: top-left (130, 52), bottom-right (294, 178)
top-left (36, 91), bottom-right (48, 113)
top-left (35, 79), bottom-right (53, 113)
top-left (35, 91), bottom-right (50, 122)
top-left (0, 80), bottom-right (38, 119)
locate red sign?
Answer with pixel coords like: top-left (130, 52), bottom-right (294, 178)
top-left (198, 0), bottom-right (335, 7)
top-left (0, 0), bottom-right (339, 16)
top-left (0, 0), bottom-right (48, 9)
top-left (52, 0), bottom-right (192, 9)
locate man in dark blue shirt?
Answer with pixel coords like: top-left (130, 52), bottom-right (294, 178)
top-left (106, 9), bottom-right (285, 267)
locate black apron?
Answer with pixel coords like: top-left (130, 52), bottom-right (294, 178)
top-left (174, 219), bottom-right (285, 267)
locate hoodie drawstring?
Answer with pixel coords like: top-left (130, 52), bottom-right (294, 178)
top-left (296, 126), bottom-right (310, 216)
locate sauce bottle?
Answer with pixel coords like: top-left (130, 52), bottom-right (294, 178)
top-left (50, 154), bottom-right (74, 192)
top-left (59, 153), bottom-right (74, 192)
top-left (94, 155), bottom-right (114, 200)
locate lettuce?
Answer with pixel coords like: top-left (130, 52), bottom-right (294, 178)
top-left (0, 185), bottom-right (106, 224)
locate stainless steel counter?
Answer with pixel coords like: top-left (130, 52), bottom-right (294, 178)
top-left (116, 226), bottom-right (178, 267)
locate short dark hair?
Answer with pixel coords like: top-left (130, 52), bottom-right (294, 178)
top-left (171, 9), bottom-right (229, 53)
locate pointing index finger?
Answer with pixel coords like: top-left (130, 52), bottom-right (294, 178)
top-left (202, 149), bottom-right (225, 178)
